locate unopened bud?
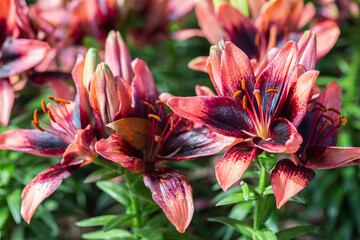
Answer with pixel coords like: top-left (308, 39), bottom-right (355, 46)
top-left (83, 48), bottom-right (101, 92)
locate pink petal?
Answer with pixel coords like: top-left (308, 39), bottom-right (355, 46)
top-left (188, 56), bottom-right (208, 72)
top-left (271, 159), bottom-right (315, 208)
top-left (255, 0), bottom-right (290, 33)
top-left (195, 85), bottom-right (215, 96)
top-left (254, 118), bottom-right (303, 153)
top-left (168, 0), bottom-right (194, 21)
top-left (0, 78), bottom-right (14, 126)
top-left (167, 96), bottom-right (255, 138)
top-left (304, 146), bottom-right (360, 170)
top-left (95, 134), bottom-right (147, 174)
top-left (296, 2), bottom-right (316, 30)
top-left (21, 162), bottom-right (81, 223)
top-left (208, 45), bottom-right (224, 95)
top-left (297, 31), bottom-right (316, 71)
top-left (170, 29), bottom-right (204, 40)
top-left (144, 166), bottom-right (193, 233)
top-left (216, 142), bottom-right (262, 191)
top-left (220, 41), bottom-right (256, 98)
top-left (0, 39), bottom-right (50, 78)
top-left (194, 0), bottom-right (226, 44)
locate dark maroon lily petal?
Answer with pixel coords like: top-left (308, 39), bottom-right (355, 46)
top-left (303, 146), bottom-right (360, 170)
top-left (21, 162), bottom-right (81, 223)
top-left (279, 70), bottom-right (319, 127)
top-left (194, 0), bottom-right (225, 45)
top-left (271, 159), bottom-right (315, 208)
top-left (113, 76), bottom-right (134, 120)
top-left (254, 118), bottom-right (303, 153)
top-left (0, 129), bottom-right (68, 157)
top-left (159, 126), bottom-right (235, 161)
top-left (144, 166), bottom-right (193, 233)
top-left (168, 96), bottom-right (256, 138)
top-left (216, 142), bottom-right (262, 191)
top-left (258, 41), bottom-right (299, 118)
top-left (71, 55), bottom-right (92, 128)
top-left (220, 41), bottom-right (256, 98)
top-left (188, 56), bottom-right (208, 72)
top-left (310, 19), bottom-right (340, 60)
top-left (217, 3), bottom-right (264, 60)
top-left (131, 58), bottom-right (160, 118)
top-left (0, 39), bottom-right (50, 78)
top-left (61, 125), bottom-right (96, 166)
top-left (95, 133), bottom-right (147, 174)
top-left (0, 78), bottom-right (14, 126)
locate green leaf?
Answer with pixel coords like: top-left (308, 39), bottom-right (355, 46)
top-left (241, 182), bottom-right (250, 200)
top-left (82, 229), bottom-right (133, 240)
top-left (84, 168), bottom-right (121, 183)
top-left (216, 192), bottom-right (256, 206)
top-left (254, 229), bottom-right (277, 240)
top-left (131, 178), bottom-right (153, 202)
top-left (134, 228), bottom-right (163, 240)
top-left (276, 226), bottom-right (318, 240)
top-left (258, 153), bottom-right (276, 172)
top-left (159, 228), bottom-right (204, 240)
top-left (96, 181), bottom-right (130, 205)
top-left (0, 207), bottom-right (9, 229)
top-left (104, 214), bottom-right (136, 231)
top-left (0, 163), bottom-right (14, 186)
top-left (6, 189), bottom-right (21, 224)
top-left (259, 194), bottom-right (276, 222)
top-left (76, 215), bottom-right (117, 227)
top-left (208, 217), bottom-right (254, 237)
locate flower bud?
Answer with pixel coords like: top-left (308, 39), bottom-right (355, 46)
top-left (83, 48), bottom-right (101, 92)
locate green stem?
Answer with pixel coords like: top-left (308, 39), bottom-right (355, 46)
top-left (123, 170), bottom-right (141, 240)
top-left (92, 158), bottom-right (119, 169)
top-left (253, 163), bottom-right (267, 233)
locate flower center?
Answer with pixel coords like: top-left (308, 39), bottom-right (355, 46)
top-left (31, 96), bottom-right (78, 144)
top-left (232, 79), bottom-right (279, 140)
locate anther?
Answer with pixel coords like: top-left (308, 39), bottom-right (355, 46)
top-left (143, 101), bottom-right (157, 112)
top-left (242, 95), bottom-right (248, 110)
top-left (233, 90), bottom-right (242, 100)
top-left (54, 97), bottom-right (70, 104)
top-left (266, 89), bottom-right (278, 94)
top-left (33, 109), bottom-right (39, 124)
top-left (241, 79), bottom-right (246, 90)
top-left (337, 115), bottom-right (343, 128)
top-left (148, 114), bottom-right (161, 121)
top-left (328, 108), bottom-right (341, 115)
top-left (41, 99), bottom-right (48, 113)
top-left (255, 33), bottom-right (260, 46)
top-left (32, 120), bottom-right (44, 131)
top-left (320, 114), bottom-right (334, 123)
top-left (155, 100), bottom-right (168, 105)
top-left (170, 116), bottom-right (174, 131)
top-left (255, 78), bottom-right (259, 83)
top-left (342, 116), bottom-right (347, 126)
top-left (254, 90), bottom-right (262, 106)
top-left (315, 102), bottom-right (327, 111)
top-left (47, 96), bottom-right (55, 101)
top-left (311, 107), bottom-right (326, 113)
top-left (48, 111), bottom-right (56, 122)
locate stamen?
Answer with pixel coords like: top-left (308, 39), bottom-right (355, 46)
top-left (48, 111), bottom-right (56, 122)
top-left (54, 97), bottom-right (70, 104)
top-left (254, 90), bottom-right (262, 106)
top-left (328, 108), bottom-right (341, 115)
top-left (233, 90), bottom-right (242, 100)
top-left (311, 107), bottom-right (326, 113)
top-left (315, 102), bottom-right (326, 111)
top-left (320, 114), bottom-right (334, 123)
top-left (143, 101), bottom-right (156, 113)
top-left (32, 120), bottom-right (44, 131)
top-left (48, 96), bottom-right (55, 101)
top-left (41, 99), bottom-right (48, 113)
top-left (170, 116), bottom-right (174, 131)
top-left (337, 115), bottom-right (342, 128)
top-left (342, 116), bottom-right (347, 126)
top-left (255, 78), bottom-right (259, 83)
top-left (255, 33), bottom-right (260, 46)
top-left (266, 89), bottom-right (278, 94)
top-left (242, 95), bottom-right (248, 110)
top-left (33, 109), bottom-right (39, 124)
top-left (241, 79), bottom-right (246, 90)
top-left (148, 114), bottom-right (161, 121)
top-left (155, 100), bottom-right (168, 105)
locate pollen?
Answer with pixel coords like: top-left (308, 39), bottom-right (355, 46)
top-left (155, 100), bottom-right (168, 105)
top-left (242, 95), bottom-right (248, 110)
top-left (255, 78), bottom-right (259, 83)
top-left (33, 109), bottom-right (39, 124)
top-left (232, 90), bottom-right (242, 100)
top-left (170, 116), bottom-right (174, 131)
top-left (337, 115), bottom-right (343, 128)
top-left (255, 33), bottom-right (260, 46)
top-left (266, 89), bottom-right (278, 94)
top-left (143, 101), bottom-right (156, 112)
top-left (342, 116), bottom-right (347, 126)
top-left (48, 96), bottom-right (70, 104)
top-left (41, 99), bottom-right (48, 113)
top-left (32, 120), bottom-right (44, 131)
top-left (328, 108), bottom-right (341, 115)
top-left (254, 90), bottom-right (262, 106)
top-left (241, 79), bottom-right (246, 90)
top-left (148, 114), bottom-right (161, 121)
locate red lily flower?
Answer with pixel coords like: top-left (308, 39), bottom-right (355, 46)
top-left (190, 0), bottom-right (340, 71)
top-left (271, 81), bottom-right (360, 208)
top-left (0, 55), bottom-right (97, 223)
top-left (168, 40), bottom-right (319, 191)
top-left (95, 58), bottom-right (234, 232)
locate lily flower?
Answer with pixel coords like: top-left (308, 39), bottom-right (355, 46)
top-left (190, 0), bottom-right (340, 71)
top-left (168, 40), bottom-right (319, 191)
top-left (0, 56), bottom-right (97, 223)
top-left (95, 58), bottom-right (235, 232)
top-left (271, 81), bottom-right (360, 208)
